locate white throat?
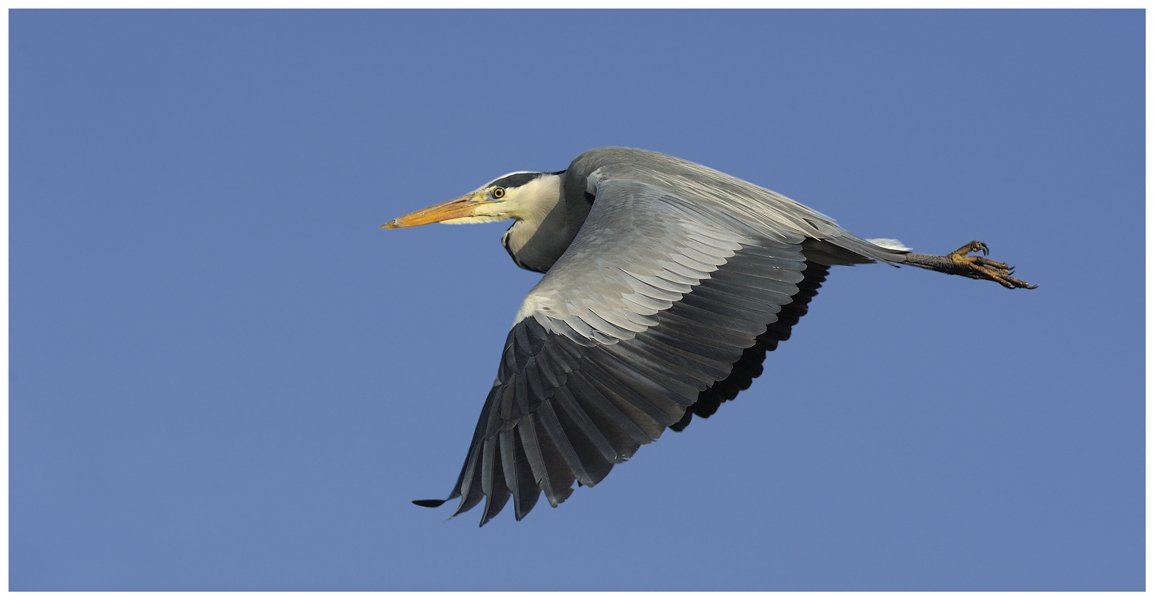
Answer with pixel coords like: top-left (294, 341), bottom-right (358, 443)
top-left (507, 173), bottom-right (563, 225)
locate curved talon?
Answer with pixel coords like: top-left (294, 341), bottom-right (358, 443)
top-left (950, 240), bottom-right (990, 259)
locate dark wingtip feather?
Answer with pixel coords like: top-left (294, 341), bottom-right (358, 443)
top-left (669, 411), bottom-right (692, 432)
top-left (413, 499), bottom-right (447, 508)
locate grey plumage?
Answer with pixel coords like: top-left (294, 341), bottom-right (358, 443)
top-left (384, 146), bottom-right (1036, 525)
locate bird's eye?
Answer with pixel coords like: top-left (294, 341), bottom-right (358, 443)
top-left (491, 187), bottom-right (506, 199)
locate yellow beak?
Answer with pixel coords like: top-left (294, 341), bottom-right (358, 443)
top-left (380, 193), bottom-right (484, 229)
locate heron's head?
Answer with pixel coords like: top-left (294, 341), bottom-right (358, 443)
top-left (382, 171), bottom-right (564, 229)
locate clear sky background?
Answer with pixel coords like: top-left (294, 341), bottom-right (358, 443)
top-left (10, 9), bottom-right (1143, 591)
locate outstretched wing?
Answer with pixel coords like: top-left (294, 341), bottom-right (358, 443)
top-left (417, 179), bottom-right (822, 525)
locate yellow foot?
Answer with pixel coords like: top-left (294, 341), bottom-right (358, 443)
top-left (948, 241), bottom-right (1037, 289)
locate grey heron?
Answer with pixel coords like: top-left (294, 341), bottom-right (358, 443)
top-left (382, 147), bottom-right (1035, 526)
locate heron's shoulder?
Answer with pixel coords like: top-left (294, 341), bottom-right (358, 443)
top-left (569, 147), bottom-right (675, 172)
top-left (573, 146), bottom-right (657, 160)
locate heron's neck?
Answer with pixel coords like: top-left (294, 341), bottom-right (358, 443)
top-left (502, 173), bottom-right (587, 273)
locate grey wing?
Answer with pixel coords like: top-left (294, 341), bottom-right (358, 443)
top-left (418, 179), bottom-right (820, 525)
top-left (576, 147), bottom-right (911, 267)
top-left (671, 259), bottom-right (829, 431)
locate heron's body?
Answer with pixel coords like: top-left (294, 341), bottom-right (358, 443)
top-left (383, 146), bottom-right (1034, 525)
top-left (500, 148), bottom-right (907, 274)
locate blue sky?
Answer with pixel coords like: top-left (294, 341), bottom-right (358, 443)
top-left (10, 9), bottom-right (1143, 591)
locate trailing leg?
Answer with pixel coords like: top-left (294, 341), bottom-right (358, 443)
top-left (903, 240), bottom-right (1037, 289)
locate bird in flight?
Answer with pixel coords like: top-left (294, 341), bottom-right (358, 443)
top-left (382, 147), bottom-right (1035, 526)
